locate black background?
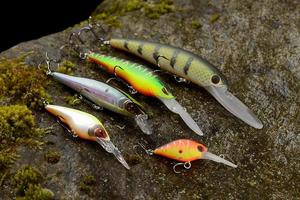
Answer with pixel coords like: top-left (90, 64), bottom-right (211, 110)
top-left (0, 1), bottom-right (102, 52)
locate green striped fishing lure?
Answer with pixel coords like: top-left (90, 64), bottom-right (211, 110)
top-left (86, 53), bottom-right (204, 136)
top-left (102, 38), bottom-right (263, 129)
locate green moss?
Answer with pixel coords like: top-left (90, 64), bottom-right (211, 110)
top-left (64, 95), bottom-right (81, 106)
top-left (16, 138), bottom-right (44, 150)
top-left (94, 13), bottom-right (121, 27)
top-left (0, 56), bottom-right (51, 109)
top-left (0, 105), bottom-right (35, 141)
top-left (14, 166), bottom-right (43, 194)
top-left (0, 150), bottom-right (19, 169)
top-left (24, 184), bottom-right (54, 200)
top-left (144, 0), bottom-right (174, 19)
top-left (44, 151), bottom-right (61, 164)
top-left (209, 13), bottom-right (220, 24)
top-left (79, 175), bottom-right (96, 195)
top-left (93, 0), bottom-right (174, 25)
top-left (57, 60), bottom-right (75, 75)
top-left (191, 20), bottom-right (202, 29)
top-left (79, 182), bottom-right (91, 194)
top-left (125, 0), bottom-right (143, 12)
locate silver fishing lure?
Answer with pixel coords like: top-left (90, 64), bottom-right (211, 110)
top-left (44, 60), bottom-right (152, 135)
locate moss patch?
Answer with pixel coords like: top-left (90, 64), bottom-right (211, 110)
top-left (14, 166), bottom-right (43, 194)
top-left (44, 151), bottom-right (61, 164)
top-left (14, 166), bottom-right (53, 199)
top-left (23, 184), bottom-right (54, 200)
top-left (144, 0), bottom-right (174, 19)
top-left (92, 0), bottom-right (175, 27)
top-left (209, 13), bottom-right (220, 24)
top-left (0, 56), bottom-right (51, 110)
top-left (57, 60), bottom-right (75, 75)
top-left (191, 20), bottom-right (202, 29)
top-left (0, 150), bottom-right (19, 170)
top-left (125, 0), bottom-right (143, 12)
top-left (79, 175), bottom-right (96, 195)
top-left (0, 105), bottom-right (35, 140)
top-left (64, 95), bottom-right (81, 106)
top-left (0, 105), bottom-right (50, 190)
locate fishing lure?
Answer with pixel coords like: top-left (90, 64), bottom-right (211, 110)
top-left (77, 23), bottom-right (262, 129)
top-left (138, 139), bottom-right (237, 173)
top-left (106, 39), bottom-right (263, 129)
top-left (45, 104), bottom-right (130, 169)
top-left (86, 53), bottom-right (204, 136)
top-left (43, 56), bottom-right (152, 135)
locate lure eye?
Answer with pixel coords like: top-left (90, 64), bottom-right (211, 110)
top-left (162, 87), bottom-right (169, 95)
top-left (197, 145), bottom-right (203, 152)
top-left (124, 101), bottom-right (143, 115)
top-left (88, 125), bottom-right (107, 138)
top-left (94, 128), bottom-right (107, 139)
top-left (211, 75), bottom-right (221, 85)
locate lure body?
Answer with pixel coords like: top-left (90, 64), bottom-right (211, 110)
top-left (49, 72), bottom-right (151, 134)
top-left (45, 104), bottom-right (109, 141)
top-left (87, 53), bottom-right (173, 99)
top-left (109, 38), bottom-right (225, 87)
top-left (152, 139), bottom-right (237, 168)
top-left (51, 72), bottom-right (145, 117)
top-left (87, 53), bottom-right (204, 136)
top-left (154, 139), bottom-right (207, 162)
top-left (45, 104), bottom-right (130, 169)
top-left (108, 38), bottom-right (263, 129)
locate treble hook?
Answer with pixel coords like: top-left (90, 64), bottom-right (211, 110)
top-left (134, 142), bottom-right (154, 155)
top-left (38, 52), bottom-right (59, 75)
top-left (173, 162), bottom-right (192, 174)
top-left (156, 55), bottom-right (169, 68)
top-left (41, 98), bottom-right (49, 106)
top-left (75, 16), bottom-right (108, 46)
top-left (113, 65), bottom-right (124, 77)
top-left (56, 118), bottom-right (78, 138)
top-left (173, 76), bottom-right (190, 83)
top-left (111, 65), bottom-right (138, 94)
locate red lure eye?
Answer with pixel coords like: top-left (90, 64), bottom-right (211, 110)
top-left (94, 128), bottom-right (107, 138)
top-left (197, 144), bottom-right (207, 152)
top-left (197, 145), bottom-right (203, 152)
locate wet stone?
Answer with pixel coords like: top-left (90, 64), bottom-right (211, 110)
top-left (0, 0), bottom-right (299, 199)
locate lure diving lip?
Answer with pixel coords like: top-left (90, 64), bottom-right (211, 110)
top-left (158, 98), bottom-right (203, 135)
top-left (205, 86), bottom-right (263, 129)
top-left (45, 104), bottom-right (130, 169)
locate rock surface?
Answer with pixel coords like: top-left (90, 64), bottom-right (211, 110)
top-left (1, 0), bottom-right (299, 199)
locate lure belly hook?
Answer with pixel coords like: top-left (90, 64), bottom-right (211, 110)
top-left (139, 139), bottom-right (237, 173)
top-left (87, 53), bottom-right (204, 136)
top-left (45, 104), bottom-right (130, 169)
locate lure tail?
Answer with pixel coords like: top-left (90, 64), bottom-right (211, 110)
top-left (158, 98), bottom-right (204, 136)
top-left (96, 138), bottom-right (130, 170)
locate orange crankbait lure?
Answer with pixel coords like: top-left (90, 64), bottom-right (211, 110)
top-left (139, 139), bottom-right (237, 173)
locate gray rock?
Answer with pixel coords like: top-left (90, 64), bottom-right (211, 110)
top-left (0, 0), bottom-right (299, 199)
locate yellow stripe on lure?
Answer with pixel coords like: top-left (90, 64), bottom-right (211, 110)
top-left (87, 53), bottom-right (204, 136)
top-left (45, 104), bottom-right (130, 169)
top-left (104, 38), bottom-right (263, 129)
